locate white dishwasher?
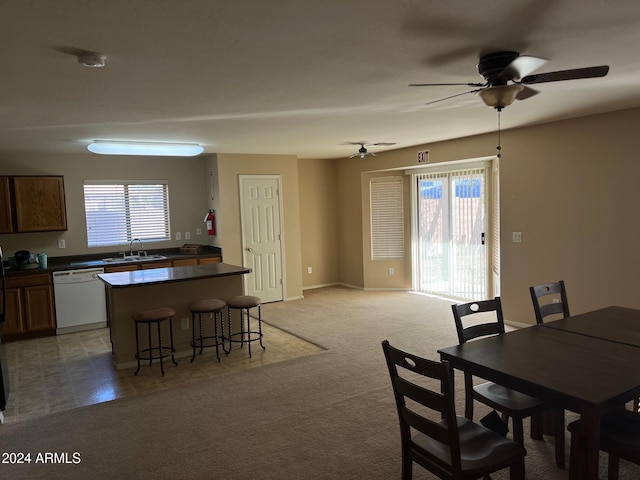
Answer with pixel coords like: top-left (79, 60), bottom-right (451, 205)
top-left (53, 268), bottom-right (108, 334)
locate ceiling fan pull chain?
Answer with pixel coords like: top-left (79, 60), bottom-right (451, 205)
top-left (496, 110), bottom-right (502, 159)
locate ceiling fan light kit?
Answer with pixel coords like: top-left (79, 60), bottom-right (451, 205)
top-left (410, 50), bottom-right (609, 110)
top-left (77, 52), bottom-right (106, 68)
top-left (87, 140), bottom-right (204, 157)
top-left (345, 142), bottom-right (397, 159)
top-left (478, 84), bottom-right (524, 110)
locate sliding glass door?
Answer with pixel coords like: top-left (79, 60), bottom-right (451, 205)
top-left (414, 167), bottom-right (488, 300)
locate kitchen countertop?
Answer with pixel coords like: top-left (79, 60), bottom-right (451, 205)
top-left (99, 262), bottom-right (250, 288)
top-left (2, 246), bottom-right (222, 277)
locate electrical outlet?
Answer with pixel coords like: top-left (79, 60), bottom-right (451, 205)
top-left (388, 267), bottom-right (395, 275)
top-left (196, 228), bottom-right (202, 235)
top-left (512, 232), bottom-right (523, 243)
top-left (58, 239), bottom-right (66, 249)
top-left (307, 266), bottom-right (312, 274)
top-left (181, 318), bottom-right (189, 330)
top-left (185, 231), bottom-right (191, 240)
top-left (175, 232), bottom-right (182, 241)
top-left (552, 298), bottom-right (561, 304)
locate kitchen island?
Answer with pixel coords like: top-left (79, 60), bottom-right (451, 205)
top-left (99, 263), bottom-right (251, 369)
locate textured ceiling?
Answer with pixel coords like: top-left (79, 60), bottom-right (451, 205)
top-left (1, 0), bottom-right (639, 159)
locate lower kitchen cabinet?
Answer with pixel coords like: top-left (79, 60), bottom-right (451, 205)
top-left (198, 257), bottom-right (221, 264)
top-left (139, 261), bottom-right (173, 269)
top-left (1, 274), bottom-right (56, 341)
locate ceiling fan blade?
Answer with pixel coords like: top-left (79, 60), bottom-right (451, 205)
top-left (501, 55), bottom-right (547, 80)
top-left (424, 89), bottom-right (483, 106)
top-left (368, 142), bottom-right (397, 147)
top-left (520, 65), bottom-right (609, 85)
top-left (516, 85), bottom-right (539, 101)
top-left (410, 82), bottom-right (485, 87)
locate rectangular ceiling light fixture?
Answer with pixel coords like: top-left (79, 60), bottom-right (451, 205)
top-left (88, 140), bottom-right (204, 157)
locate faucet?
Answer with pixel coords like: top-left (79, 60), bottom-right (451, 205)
top-left (129, 238), bottom-right (144, 256)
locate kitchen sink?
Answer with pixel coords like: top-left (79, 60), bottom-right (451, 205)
top-left (102, 254), bottom-right (167, 263)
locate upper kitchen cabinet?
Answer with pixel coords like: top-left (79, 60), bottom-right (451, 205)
top-left (0, 177), bottom-right (12, 233)
top-left (0, 176), bottom-right (67, 233)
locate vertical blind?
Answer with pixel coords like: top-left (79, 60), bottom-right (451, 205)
top-left (415, 167), bottom-right (487, 300)
top-left (84, 180), bottom-right (170, 247)
top-left (370, 176), bottom-right (404, 259)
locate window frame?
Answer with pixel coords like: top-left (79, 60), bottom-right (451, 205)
top-left (83, 180), bottom-right (171, 248)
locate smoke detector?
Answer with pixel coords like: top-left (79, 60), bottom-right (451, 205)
top-left (77, 52), bottom-right (106, 67)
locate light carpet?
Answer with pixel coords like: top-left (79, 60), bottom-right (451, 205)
top-left (0, 286), bottom-right (637, 479)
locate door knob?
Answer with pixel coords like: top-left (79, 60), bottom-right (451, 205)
top-left (246, 247), bottom-right (253, 252)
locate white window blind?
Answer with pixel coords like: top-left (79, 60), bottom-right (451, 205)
top-left (84, 181), bottom-right (170, 247)
top-left (371, 176), bottom-right (404, 259)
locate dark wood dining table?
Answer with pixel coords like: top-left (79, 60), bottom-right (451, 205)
top-left (438, 306), bottom-right (640, 480)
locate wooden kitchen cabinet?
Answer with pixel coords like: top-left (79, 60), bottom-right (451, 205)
top-left (13, 176), bottom-right (67, 232)
top-left (139, 261), bottom-right (173, 269)
top-left (0, 177), bottom-right (12, 233)
top-left (198, 257), bottom-right (221, 264)
top-left (104, 264), bottom-right (139, 273)
top-left (172, 258), bottom-right (198, 267)
top-left (0, 176), bottom-right (67, 233)
top-left (0, 274), bottom-right (56, 341)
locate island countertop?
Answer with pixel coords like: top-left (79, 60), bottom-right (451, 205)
top-left (100, 262), bottom-right (251, 369)
top-left (99, 262), bottom-right (251, 288)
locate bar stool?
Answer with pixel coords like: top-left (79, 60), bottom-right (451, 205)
top-left (226, 295), bottom-right (265, 358)
top-left (133, 307), bottom-right (178, 376)
top-left (189, 298), bottom-right (227, 362)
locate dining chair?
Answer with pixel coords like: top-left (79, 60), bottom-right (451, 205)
top-left (568, 409), bottom-right (640, 480)
top-left (451, 297), bottom-right (566, 468)
top-left (529, 280), bottom-right (570, 324)
top-left (381, 340), bottom-right (526, 480)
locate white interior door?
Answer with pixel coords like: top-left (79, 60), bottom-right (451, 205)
top-left (239, 175), bottom-right (284, 303)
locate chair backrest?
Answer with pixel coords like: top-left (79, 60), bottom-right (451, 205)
top-left (451, 297), bottom-right (505, 345)
top-left (529, 280), bottom-right (570, 324)
top-left (381, 340), bottom-right (462, 478)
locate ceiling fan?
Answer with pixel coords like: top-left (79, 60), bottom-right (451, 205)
top-left (346, 142), bottom-right (397, 158)
top-left (410, 51), bottom-right (609, 111)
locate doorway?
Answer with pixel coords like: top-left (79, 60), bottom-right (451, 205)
top-left (239, 175), bottom-right (285, 303)
top-left (413, 164), bottom-right (492, 300)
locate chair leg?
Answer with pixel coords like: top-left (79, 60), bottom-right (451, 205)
top-left (464, 375), bottom-right (474, 420)
top-left (512, 417), bottom-right (524, 446)
top-left (509, 457), bottom-right (525, 480)
top-left (608, 454), bottom-right (620, 480)
top-left (530, 413), bottom-right (543, 440)
top-left (554, 409), bottom-right (566, 469)
top-left (568, 427), bottom-right (586, 480)
top-left (401, 452), bottom-right (412, 480)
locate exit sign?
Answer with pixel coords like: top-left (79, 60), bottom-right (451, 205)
top-left (417, 150), bottom-right (429, 163)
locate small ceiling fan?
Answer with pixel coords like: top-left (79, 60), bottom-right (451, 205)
top-left (345, 141), bottom-right (397, 158)
top-left (410, 51), bottom-right (609, 110)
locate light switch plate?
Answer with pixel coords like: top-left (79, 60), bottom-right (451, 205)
top-left (175, 232), bottom-right (182, 241)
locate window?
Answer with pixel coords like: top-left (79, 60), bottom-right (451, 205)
top-left (370, 176), bottom-right (404, 259)
top-left (83, 180), bottom-right (170, 247)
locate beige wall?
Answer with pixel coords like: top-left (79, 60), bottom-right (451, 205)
top-left (5, 107), bottom-right (640, 324)
top-left (328, 107), bottom-right (640, 324)
top-left (0, 153), bottom-right (210, 257)
top-left (215, 153), bottom-right (303, 300)
top-left (298, 158), bottom-right (339, 289)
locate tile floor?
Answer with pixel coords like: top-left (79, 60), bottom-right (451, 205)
top-left (2, 322), bottom-right (324, 424)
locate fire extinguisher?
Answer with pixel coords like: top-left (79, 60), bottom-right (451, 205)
top-left (204, 209), bottom-right (216, 236)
